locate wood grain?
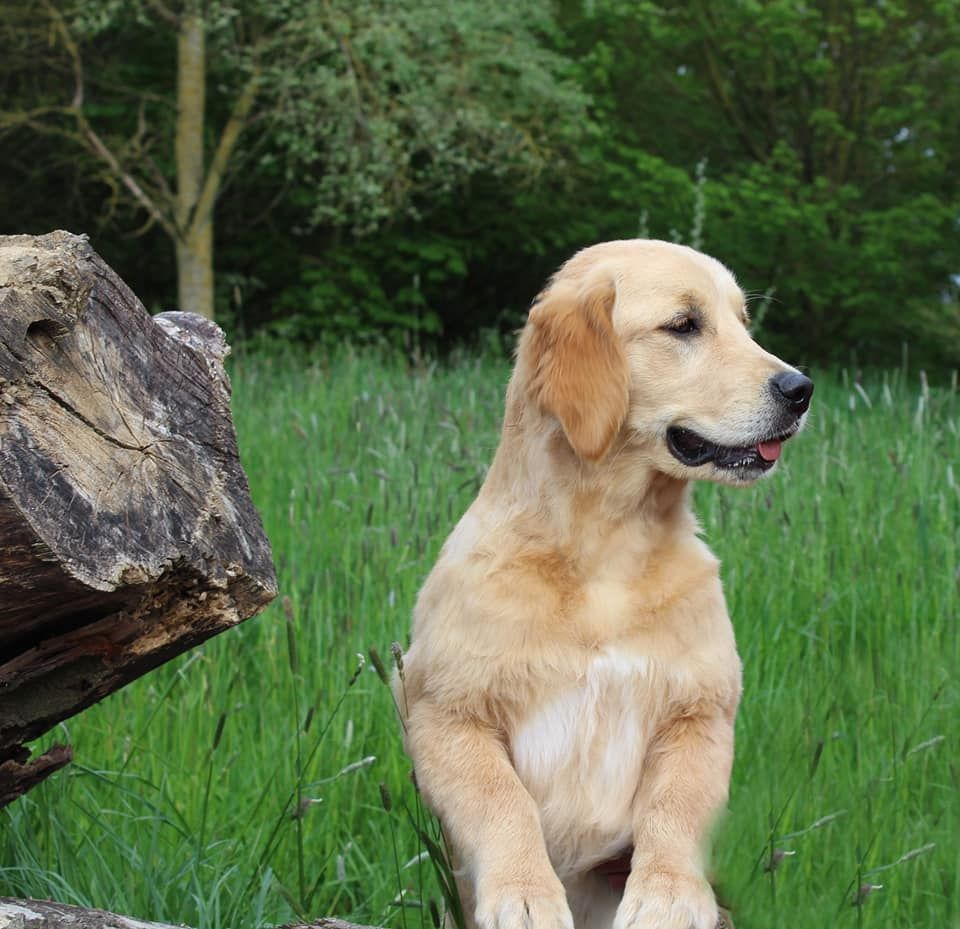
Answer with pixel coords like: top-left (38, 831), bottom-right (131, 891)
top-left (0, 231), bottom-right (277, 805)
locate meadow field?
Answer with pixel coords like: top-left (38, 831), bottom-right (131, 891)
top-left (2, 349), bottom-right (957, 929)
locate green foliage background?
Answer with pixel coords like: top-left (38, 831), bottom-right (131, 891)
top-left (1, 0), bottom-right (959, 367)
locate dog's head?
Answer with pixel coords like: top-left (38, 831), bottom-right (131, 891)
top-left (516, 239), bottom-right (812, 486)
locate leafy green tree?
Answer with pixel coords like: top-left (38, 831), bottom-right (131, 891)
top-left (0, 0), bottom-right (587, 320)
top-left (3, 0), bottom-right (957, 364)
top-left (555, 0), bottom-right (960, 365)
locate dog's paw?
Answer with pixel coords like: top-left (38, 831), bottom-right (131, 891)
top-left (613, 867), bottom-right (718, 929)
top-left (475, 877), bottom-right (574, 929)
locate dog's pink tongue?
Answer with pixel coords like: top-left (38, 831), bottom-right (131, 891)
top-left (758, 440), bottom-right (782, 462)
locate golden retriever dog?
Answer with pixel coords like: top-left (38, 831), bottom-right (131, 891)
top-left (396, 240), bottom-right (812, 929)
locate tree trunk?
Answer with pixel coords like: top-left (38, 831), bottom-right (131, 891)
top-left (0, 900), bottom-right (381, 929)
top-left (0, 231), bottom-right (277, 806)
top-left (175, 9), bottom-right (214, 320)
top-left (175, 219), bottom-right (214, 318)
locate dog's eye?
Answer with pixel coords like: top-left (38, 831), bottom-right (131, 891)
top-left (665, 316), bottom-right (699, 335)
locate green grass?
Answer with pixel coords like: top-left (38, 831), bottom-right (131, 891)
top-left (2, 349), bottom-right (957, 929)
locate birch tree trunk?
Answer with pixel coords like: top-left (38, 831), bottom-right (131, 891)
top-left (175, 223), bottom-right (214, 320)
top-left (175, 9), bottom-right (214, 320)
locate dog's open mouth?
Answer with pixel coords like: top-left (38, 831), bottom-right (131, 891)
top-left (666, 425), bottom-right (798, 472)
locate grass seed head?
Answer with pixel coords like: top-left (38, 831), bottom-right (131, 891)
top-left (852, 883), bottom-right (883, 906)
top-left (348, 652), bottom-right (366, 686)
top-left (391, 641), bottom-right (405, 680)
top-left (764, 848), bottom-right (796, 872)
top-left (210, 712), bottom-right (227, 752)
top-left (368, 646), bottom-right (390, 685)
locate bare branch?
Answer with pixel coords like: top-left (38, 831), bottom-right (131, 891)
top-left (79, 118), bottom-right (178, 240)
top-left (132, 98), bottom-right (149, 152)
top-left (144, 153), bottom-right (176, 204)
top-left (247, 181), bottom-right (292, 228)
top-left (143, 0), bottom-right (181, 28)
top-left (96, 171), bottom-right (122, 226)
top-left (0, 107), bottom-right (75, 136)
top-left (188, 67), bottom-right (261, 234)
top-left (38, 0), bottom-right (177, 240)
top-left (212, 112), bottom-right (275, 202)
top-left (40, 0), bottom-right (84, 109)
top-left (127, 212), bottom-right (160, 238)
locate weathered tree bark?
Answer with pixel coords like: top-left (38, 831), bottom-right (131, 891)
top-left (0, 899), bottom-right (734, 929)
top-left (0, 900), bottom-right (381, 929)
top-left (0, 231), bottom-right (277, 806)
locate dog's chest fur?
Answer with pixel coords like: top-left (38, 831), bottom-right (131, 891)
top-left (510, 649), bottom-right (657, 878)
top-left (501, 546), bottom-right (734, 880)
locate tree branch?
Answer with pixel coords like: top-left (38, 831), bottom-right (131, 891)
top-left (0, 746), bottom-right (72, 808)
top-left (188, 67), bottom-right (261, 235)
top-left (144, 0), bottom-right (181, 29)
top-left (0, 107), bottom-right (76, 136)
top-left (78, 117), bottom-right (179, 240)
top-left (39, 0), bottom-right (178, 241)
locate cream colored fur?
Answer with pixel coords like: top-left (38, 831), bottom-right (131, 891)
top-left (396, 240), bottom-right (807, 929)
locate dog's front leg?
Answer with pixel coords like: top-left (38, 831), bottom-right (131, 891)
top-left (613, 708), bottom-right (734, 929)
top-left (407, 700), bottom-right (574, 929)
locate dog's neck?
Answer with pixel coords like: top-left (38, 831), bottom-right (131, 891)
top-left (483, 412), bottom-right (694, 571)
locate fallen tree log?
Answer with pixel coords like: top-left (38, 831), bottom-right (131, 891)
top-left (0, 898), bottom-right (733, 929)
top-left (0, 231), bottom-right (277, 806)
top-left (0, 900), bottom-right (378, 929)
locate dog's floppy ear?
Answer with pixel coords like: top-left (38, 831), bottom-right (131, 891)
top-left (525, 274), bottom-right (629, 461)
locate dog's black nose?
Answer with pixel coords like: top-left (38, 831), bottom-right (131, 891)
top-left (770, 371), bottom-right (814, 413)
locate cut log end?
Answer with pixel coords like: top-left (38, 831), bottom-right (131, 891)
top-left (0, 231), bottom-right (277, 804)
